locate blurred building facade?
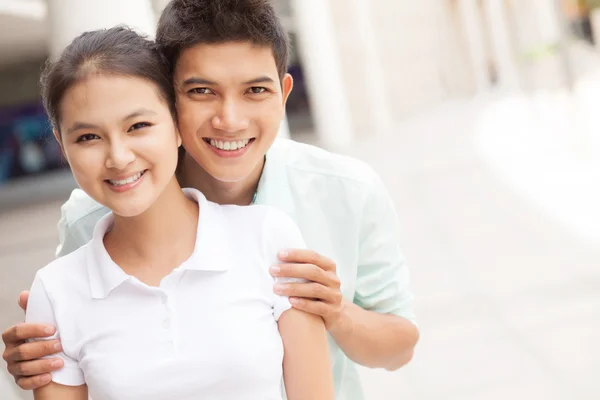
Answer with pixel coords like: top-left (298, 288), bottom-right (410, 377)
top-left (0, 0), bottom-right (592, 192)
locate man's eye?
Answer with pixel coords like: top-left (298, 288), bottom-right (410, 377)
top-left (189, 88), bottom-right (214, 95)
top-left (76, 134), bottom-right (99, 143)
top-left (248, 87), bottom-right (267, 94)
top-left (128, 122), bottom-right (152, 132)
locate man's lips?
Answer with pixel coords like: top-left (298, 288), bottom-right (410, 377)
top-left (202, 137), bottom-right (255, 151)
top-left (202, 138), bottom-right (256, 158)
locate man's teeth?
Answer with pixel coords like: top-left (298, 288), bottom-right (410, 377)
top-left (209, 139), bottom-right (250, 151)
top-left (108, 171), bottom-right (143, 186)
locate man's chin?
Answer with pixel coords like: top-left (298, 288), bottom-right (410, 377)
top-left (203, 158), bottom-right (265, 184)
top-left (209, 172), bottom-right (253, 184)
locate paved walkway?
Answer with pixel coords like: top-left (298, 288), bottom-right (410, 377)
top-left (2, 53), bottom-right (600, 400)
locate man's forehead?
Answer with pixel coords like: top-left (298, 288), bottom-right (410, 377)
top-left (174, 42), bottom-right (278, 77)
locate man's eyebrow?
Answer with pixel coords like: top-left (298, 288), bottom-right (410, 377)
top-left (182, 77), bottom-right (217, 86)
top-left (243, 76), bottom-right (275, 85)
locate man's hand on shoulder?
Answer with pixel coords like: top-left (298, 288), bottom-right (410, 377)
top-left (270, 249), bottom-right (352, 333)
top-left (2, 291), bottom-right (63, 390)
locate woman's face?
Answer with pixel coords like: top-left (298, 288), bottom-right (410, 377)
top-left (57, 74), bottom-right (181, 217)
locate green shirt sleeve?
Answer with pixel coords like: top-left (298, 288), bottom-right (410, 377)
top-left (353, 173), bottom-right (416, 325)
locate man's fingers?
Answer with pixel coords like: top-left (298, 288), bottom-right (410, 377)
top-left (271, 263), bottom-right (322, 281)
top-left (8, 358), bottom-right (63, 377)
top-left (2, 323), bottom-right (55, 344)
top-left (288, 298), bottom-right (329, 317)
top-left (16, 373), bottom-right (52, 391)
top-left (275, 282), bottom-right (341, 304)
top-left (18, 291), bottom-right (29, 312)
top-left (271, 263), bottom-right (340, 289)
top-left (3, 340), bottom-right (62, 362)
top-left (277, 249), bottom-right (336, 272)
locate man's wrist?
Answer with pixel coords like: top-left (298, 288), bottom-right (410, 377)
top-left (326, 299), bottom-right (355, 337)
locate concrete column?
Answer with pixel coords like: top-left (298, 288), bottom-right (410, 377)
top-left (46, 0), bottom-right (156, 59)
top-left (458, 0), bottom-right (491, 92)
top-left (483, 0), bottom-right (519, 90)
top-left (290, 0), bottom-right (353, 148)
top-left (345, 0), bottom-right (393, 137)
top-left (531, 0), bottom-right (561, 44)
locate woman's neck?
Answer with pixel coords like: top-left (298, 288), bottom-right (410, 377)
top-left (178, 153), bottom-right (264, 206)
top-left (104, 177), bottom-right (198, 285)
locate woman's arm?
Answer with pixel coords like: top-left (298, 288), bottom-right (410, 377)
top-left (279, 308), bottom-right (334, 400)
top-left (34, 382), bottom-right (88, 400)
top-left (25, 272), bottom-right (87, 394)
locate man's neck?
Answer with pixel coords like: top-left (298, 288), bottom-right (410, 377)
top-left (179, 153), bottom-right (265, 206)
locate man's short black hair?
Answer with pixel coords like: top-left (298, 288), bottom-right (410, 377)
top-left (156, 0), bottom-right (290, 81)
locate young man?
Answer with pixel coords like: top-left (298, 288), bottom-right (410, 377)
top-left (2, 1), bottom-right (419, 399)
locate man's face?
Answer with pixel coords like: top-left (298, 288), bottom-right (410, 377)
top-left (173, 41), bottom-right (293, 183)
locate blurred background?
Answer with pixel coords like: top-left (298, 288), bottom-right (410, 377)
top-left (1, 0), bottom-right (599, 399)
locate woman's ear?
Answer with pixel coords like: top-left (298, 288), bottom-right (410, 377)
top-left (52, 128), bottom-right (66, 158)
top-left (175, 126), bottom-right (182, 148)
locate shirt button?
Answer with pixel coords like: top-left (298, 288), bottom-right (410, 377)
top-left (162, 319), bottom-right (170, 329)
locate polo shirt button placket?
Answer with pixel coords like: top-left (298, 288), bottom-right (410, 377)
top-left (158, 292), bottom-right (177, 354)
top-left (160, 294), bottom-right (170, 330)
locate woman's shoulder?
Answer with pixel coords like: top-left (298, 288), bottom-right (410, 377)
top-left (36, 244), bottom-right (91, 290)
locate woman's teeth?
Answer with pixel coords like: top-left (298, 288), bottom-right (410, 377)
top-left (108, 171), bottom-right (144, 186)
top-left (209, 139), bottom-right (251, 151)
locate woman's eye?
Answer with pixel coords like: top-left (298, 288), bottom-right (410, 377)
top-left (189, 88), bottom-right (214, 95)
top-left (128, 122), bottom-right (151, 132)
top-left (248, 87), bottom-right (267, 94)
top-left (76, 134), bottom-right (99, 143)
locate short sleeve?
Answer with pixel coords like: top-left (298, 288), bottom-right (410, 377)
top-left (354, 174), bottom-right (417, 325)
top-left (262, 209), bottom-right (308, 321)
top-left (25, 272), bottom-right (86, 386)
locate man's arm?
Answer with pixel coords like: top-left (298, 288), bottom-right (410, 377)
top-left (339, 172), bottom-right (419, 370)
top-left (329, 300), bottom-right (418, 370)
top-left (274, 250), bottom-right (419, 371)
top-left (2, 293), bottom-right (64, 390)
top-left (272, 172), bottom-right (419, 370)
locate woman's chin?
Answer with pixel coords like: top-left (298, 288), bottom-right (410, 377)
top-left (109, 203), bottom-right (150, 218)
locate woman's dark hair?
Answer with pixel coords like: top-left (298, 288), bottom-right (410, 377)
top-left (40, 26), bottom-right (176, 134)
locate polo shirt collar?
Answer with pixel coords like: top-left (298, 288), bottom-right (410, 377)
top-left (254, 138), bottom-right (296, 219)
top-left (181, 188), bottom-right (233, 272)
top-left (86, 214), bottom-right (128, 299)
top-left (87, 188), bottom-right (232, 299)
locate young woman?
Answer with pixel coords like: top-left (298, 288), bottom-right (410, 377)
top-left (25, 26), bottom-right (334, 400)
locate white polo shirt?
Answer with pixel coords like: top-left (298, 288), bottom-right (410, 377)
top-left (26, 188), bottom-right (305, 400)
top-left (54, 138), bottom-right (416, 400)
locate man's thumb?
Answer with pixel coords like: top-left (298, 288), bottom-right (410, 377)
top-left (18, 291), bottom-right (29, 312)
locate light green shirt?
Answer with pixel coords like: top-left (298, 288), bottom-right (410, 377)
top-left (55, 138), bottom-right (415, 400)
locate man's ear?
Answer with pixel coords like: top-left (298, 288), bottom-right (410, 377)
top-left (281, 73), bottom-right (294, 107)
